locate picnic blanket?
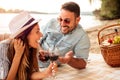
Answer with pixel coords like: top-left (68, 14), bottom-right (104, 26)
top-left (42, 53), bottom-right (120, 80)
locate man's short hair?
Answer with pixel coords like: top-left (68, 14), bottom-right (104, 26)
top-left (61, 2), bottom-right (80, 17)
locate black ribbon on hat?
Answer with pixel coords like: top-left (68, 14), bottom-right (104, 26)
top-left (22, 18), bottom-right (35, 27)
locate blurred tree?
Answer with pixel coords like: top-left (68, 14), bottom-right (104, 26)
top-left (100, 0), bottom-right (120, 20)
top-left (90, 0), bottom-right (120, 20)
top-left (0, 8), bottom-right (5, 13)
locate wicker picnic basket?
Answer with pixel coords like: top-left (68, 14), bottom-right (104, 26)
top-left (98, 24), bottom-right (120, 67)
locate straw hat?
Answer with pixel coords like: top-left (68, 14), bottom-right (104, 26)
top-left (9, 11), bottom-right (40, 38)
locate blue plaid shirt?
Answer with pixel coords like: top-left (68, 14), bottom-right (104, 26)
top-left (39, 18), bottom-right (90, 67)
top-left (0, 40), bottom-right (10, 79)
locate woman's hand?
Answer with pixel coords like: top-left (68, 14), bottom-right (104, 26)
top-left (43, 62), bottom-right (58, 77)
top-left (14, 39), bottom-right (25, 57)
top-left (30, 62), bottom-right (58, 79)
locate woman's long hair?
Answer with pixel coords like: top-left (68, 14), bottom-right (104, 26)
top-left (7, 23), bottom-right (39, 80)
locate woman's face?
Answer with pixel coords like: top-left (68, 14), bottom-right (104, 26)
top-left (27, 24), bottom-right (43, 48)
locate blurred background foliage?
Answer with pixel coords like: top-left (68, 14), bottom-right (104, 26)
top-left (92, 0), bottom-right (120, 20)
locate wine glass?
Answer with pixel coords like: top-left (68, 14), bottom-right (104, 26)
top-left (39, 52), bottom-right (50, 62)
top-left (48, 47), bottom-right (59, 80)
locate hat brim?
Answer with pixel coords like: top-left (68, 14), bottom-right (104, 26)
top-left (10, 19), bottom-right (40, 39)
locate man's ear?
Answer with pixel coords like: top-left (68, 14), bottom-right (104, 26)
top-left (76, 16), bottom-right (80, 23)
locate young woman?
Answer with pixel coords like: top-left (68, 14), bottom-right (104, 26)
top-left (0, 11), bottom-right (57, 80)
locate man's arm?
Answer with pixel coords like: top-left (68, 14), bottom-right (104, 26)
top-left (67, 32), bottom-right (90, 69)
top-left (59, 51), bottom-right (87, 69)
top-left (67, 57), bottom-right (86, 69)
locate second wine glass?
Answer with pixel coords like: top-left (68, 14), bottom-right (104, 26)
top-left (48, 47), bottom-right (59, 80)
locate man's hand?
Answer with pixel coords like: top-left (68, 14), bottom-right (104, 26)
top-left (58, 51), bottom-right (73, 64)
top-left (39, 50), bottom-right (49, 62)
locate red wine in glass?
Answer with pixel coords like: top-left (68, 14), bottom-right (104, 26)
top-left (49, 47), bottom-right (59, 62)
top-left (39, 54), bottom-right (50, 62)
top-left (49, 55), bottom-right (59, 62)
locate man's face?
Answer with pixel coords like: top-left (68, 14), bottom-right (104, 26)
top-left (58, 9), bottom-right (80, 34)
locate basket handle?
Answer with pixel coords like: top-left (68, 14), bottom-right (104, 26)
top-left (98, 24), bottom-right (120, 45)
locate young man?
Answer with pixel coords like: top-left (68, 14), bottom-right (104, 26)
top-left (39, 2), bottom-right (90, 69)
